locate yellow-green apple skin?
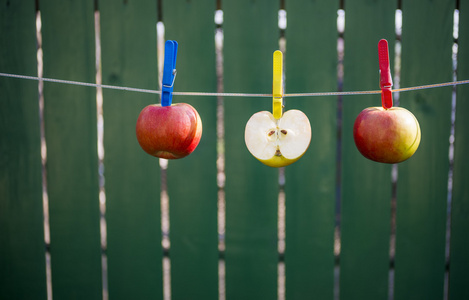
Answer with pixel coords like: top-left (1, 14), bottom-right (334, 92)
top-left (353, 107), bottom-right (421, 164)
top-left (245, 110), bottom-right (311, 168)
top-left (259, 153), bottom-right (300, 168)
top-left (136, 103), bottom-right (202, 159)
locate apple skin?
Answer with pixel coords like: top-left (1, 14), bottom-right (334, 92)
top-left (258, 153), bottom-right (303, 168)
top-left (136, 103), bottom-right (202, 159)
top-left (353, 107), bottom-right (421, 164)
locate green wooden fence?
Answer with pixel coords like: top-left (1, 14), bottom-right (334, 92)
top-left (1, 0), bottom-right (468, 299)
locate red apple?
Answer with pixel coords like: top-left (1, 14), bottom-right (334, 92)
top-left (136, 103), bottom-right (202, 159)
top-left (353, 107), bottom-right (421, 164)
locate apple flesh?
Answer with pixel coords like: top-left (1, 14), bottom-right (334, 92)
top-left (136, 103), bottom-right (202, 159)
top-left (353, 107), bottom-right (421, 164)
top-left (244, 109), bottom-right (311, 167)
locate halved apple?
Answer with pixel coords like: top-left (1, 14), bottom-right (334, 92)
top-left (244, 109), bottom-right (312, 167)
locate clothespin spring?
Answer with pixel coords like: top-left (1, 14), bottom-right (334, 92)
top-left (162, 69), bottom-right (177, 89)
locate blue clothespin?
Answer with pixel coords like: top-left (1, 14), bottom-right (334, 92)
top-left (161, 40), bottom-right (178, 107)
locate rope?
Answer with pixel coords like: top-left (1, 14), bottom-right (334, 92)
top-left (1, 72), bottom-right (468, 98)
top-left (0, 73), bottom-right (162, 95)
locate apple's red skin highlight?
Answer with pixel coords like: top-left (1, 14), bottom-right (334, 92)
top-left (136, 103), bottom-right (202, 159)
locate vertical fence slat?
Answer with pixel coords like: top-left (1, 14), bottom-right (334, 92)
top-left (224, 1), bottom-right (279, 299)
top-left (284, 1), bottom-right (338, 299)
top-left (41, 1), bottom-right (102, 298)
top-left (449, 1), bottom-right (469, 298)
top-left (0, 1), bottom-right (47, 299)
top-left (100, 1), bottom-right (162, 299)
top-left (394, 1), bottom-right (454, 299)
top-left (340, 2), bottom-right (395, 299)
top-left (163, 1), bottom-right (219, 299)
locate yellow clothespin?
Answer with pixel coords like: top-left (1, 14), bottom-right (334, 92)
top-left (272, 50), bottom-right (283, 120)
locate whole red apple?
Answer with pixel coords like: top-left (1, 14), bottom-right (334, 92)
top-left (136, 103), bottom-right (202, 159)
top-left (353, 107), bottom-right (421, 164)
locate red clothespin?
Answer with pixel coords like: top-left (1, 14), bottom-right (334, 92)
top-left (378, 39), bottom-right (393, 109)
